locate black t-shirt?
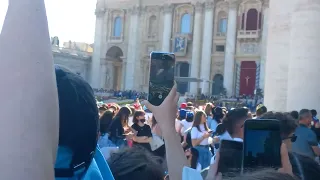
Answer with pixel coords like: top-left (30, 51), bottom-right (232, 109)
top-left (131, 123), bottom-right (152, 151)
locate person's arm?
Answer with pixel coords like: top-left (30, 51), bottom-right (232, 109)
top-left (144, 84), bottom-right (188, 180)
top-left (191, 128), bottom-right (208, 147)
top-left (0, 1), bottom-right (59, 179)
top-left (308, 131), bottom-right (320, 156)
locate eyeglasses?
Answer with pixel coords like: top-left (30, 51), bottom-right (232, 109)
top-left (282, 134), bottom-right (297, 142)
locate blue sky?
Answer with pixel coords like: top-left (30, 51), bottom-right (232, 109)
top-left (0, 0), bottom-right (96, 43)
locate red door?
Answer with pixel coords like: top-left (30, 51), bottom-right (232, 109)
top-left (239, 61), bottom-right (256, 96)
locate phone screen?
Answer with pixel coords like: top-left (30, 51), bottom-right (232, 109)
top-left (243, 120), bottom-right (282, 171)
top-left (218, 140), bottom-right (243, 177)
top-left (148, 52), bottom-right (175, 106)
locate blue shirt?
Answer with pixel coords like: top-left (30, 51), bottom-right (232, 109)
top-left (292, 124), bottom-right (318, 159)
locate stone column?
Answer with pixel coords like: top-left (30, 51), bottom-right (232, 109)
top-left (286, 0), bottom-right (320, 112)
top-left (91, 8), bottom-right (105, 88)
top-left (190, 2), bottom-right (203, 95)
top-left (162, 4), bottom-right (174, 52)
top-left (263, 0), bottom-right (297, 111)
top-left (200, 1), bottom-right (214, 95)
top-left (259, 1), bottom-right (269, 90)
top-left (125, 6), bottom-right (140, 90)
top-left (100, 63), bottom-right (107, 88)
top-left (223, 0), bottom-right (239, 96)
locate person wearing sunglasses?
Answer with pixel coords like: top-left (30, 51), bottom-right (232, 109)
top-left (131, 110), bottom-right (153, 152)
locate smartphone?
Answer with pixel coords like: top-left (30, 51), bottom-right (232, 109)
top-left (148, 52), bottom-right (175, 106)
top-left (242, 119), bottom-right (282, 172)
top-left (218, 140), bottom-right (243, 177)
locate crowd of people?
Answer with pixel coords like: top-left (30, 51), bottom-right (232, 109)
top-left (2, 1), bottom-right (320, 180)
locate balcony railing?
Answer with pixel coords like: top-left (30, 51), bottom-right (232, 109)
top-left (237, 30), bottom-right (261, 39)
top-left (216, 32), bottom-right (226, 37)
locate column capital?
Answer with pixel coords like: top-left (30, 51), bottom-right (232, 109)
top-left (194, 2), bottom-right (204, 12)
top-left (226, 0), bottom-right (240, 9)
top-left (128, 6), bottom-right (141, 15)
top-left (95, 8), bottom-right (106, 17)
top-left (204, 1), bottom-right (215, 10)
top-left (162, 4), bottom-right (174, 14)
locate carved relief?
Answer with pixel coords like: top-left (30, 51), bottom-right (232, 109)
top-left (95, 8), bottom-right (106, 17)
top-left (194, 2), bottom-right (203, 13)
top-left (162, 4), bottom-right (174, 13)
top-left (128, 6), bottom-right (141, 15)
top-left (204, 1), bottom-right (215, 10)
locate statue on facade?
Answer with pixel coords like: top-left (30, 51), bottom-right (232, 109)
top-left (51, 36), bottom-right (60, 47)
top-left (105, 68), bottom-right (111, 88)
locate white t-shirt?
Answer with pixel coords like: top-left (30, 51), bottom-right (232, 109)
top-left (191, 124), bottom-right (210, 145)
top-left (180, 120), bottom-right (193, 135)
top-left (196, 163), bottom-right (202, 172)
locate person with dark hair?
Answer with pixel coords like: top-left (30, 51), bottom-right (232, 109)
top-left (208, 107), bottom-right (224, 134)
top-left (54, 65), bottom-right (114, 179)
top-left (219, 108), bottom-right (249, 141)
top-left (108, 147), bottom-right (164, 180)
top-left (108, 106), bottom-right (132, 147)
top-left (255, 104), bottom-right (267, 119)
top-left (185, 148), bottom-right (201, 172)
top-left (292, 109), bottom-right (320, 159)
top-left (260, 111), bottom-right (298, 149)
top-left (191, 111), bottom-right (212, 170)
top-left (290, 111), bottom-right (299, 120)
top-left (289, 152), bottom-right (320, 180)
top-left (131, 110), bottom-right (153, 151)
top-left (99, 105), bottom-right (108, 117)
top-left (98, 110), bottom-right (116, 148)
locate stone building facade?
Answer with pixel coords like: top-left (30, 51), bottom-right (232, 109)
top-left (91, 0), bottom-right (269, 96)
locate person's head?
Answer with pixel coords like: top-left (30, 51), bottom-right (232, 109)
top-left (222, 108), bottom-right (248, 139)
top-left (311, 109), bottom-right (317, 117)
top-left (212, 107), bottom-right (224, 123)
top-left (187, 102), bottom-right (193, 107)
top-left (186, 111), bottom-right (194, 123)
top-left (115, 106), bottom-right (131, 126)
top-left (99, 110), bottom-right (115, 135)
top-left (204, 103), bottom-right (213, 116)
top-left (129, 106), bottom-right (135, 117)
top-left (180, 103), bottom-right (187, 110)
top-left (54, 65), bottom-right (99, 178)
top-left (108, 147), bottom-right (164, 180)
top-left (185, 148), bottom-right (199, 170)
top-left (192, 110), bottom-right (209, 132)
top-left (99, 105), bottom-right (108, 117)
top-left (290, 111), bottom-right (299, 120)
top-left (260, 111), bottom-right (298, 149)
top-left (299, 109), bottom-right (312, 126)
top-left (256, 104), bottom-right (267, 117)
top-left (133, 110), bottom-right (146, 126)
top-left (178, 109), bottom-right (187, 120)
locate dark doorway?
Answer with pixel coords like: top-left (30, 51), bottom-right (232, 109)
top-left (212, 74), bottom-right (224, 95)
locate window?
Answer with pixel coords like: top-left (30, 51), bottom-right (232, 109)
top-left (246, 9), bottom-right (258, 30)
top-left (148, 15), bottom-right (157, 35)
top-left (180, 13), bottom-right (191, 34)
top-left (113, 17), bottom-right (122, 37)
top-left (219, 18), bottom-right (227, 33)
top-left (216, 45), bottom-right (225, 52)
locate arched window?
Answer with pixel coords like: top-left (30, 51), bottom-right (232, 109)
top-left (113, 17), bottom-right (122, 37)
top-left (219, 18), bottom-right (227, 33)
top-left (246, 9), bottom-right (258, 30)
top-left (180, 13), bottom-right (191, 34)
top-left (148, 15), bottom-right (157, 34)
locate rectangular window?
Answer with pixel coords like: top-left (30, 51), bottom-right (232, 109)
top-left (216, 45), bottom-right (225, 52)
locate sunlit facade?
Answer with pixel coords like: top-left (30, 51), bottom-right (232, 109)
top-left (91, 0), bottom-right (269, 96)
